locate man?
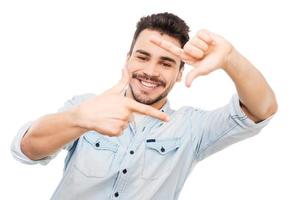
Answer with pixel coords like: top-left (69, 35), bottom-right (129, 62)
top-left (11, 12), bottom-right (277, 200)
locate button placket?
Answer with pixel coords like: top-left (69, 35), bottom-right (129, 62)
top-left (111, 147), bottom-right (139, 197)
top-left (110, 172), bottom-right (127, 199)
top-left (110, 118), bottom-right (159, 199)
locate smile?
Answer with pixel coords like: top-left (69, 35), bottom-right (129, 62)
top-left (135, 78), bottom-right (162, 90)
top-left (140, 80), bottom-right (159, 88)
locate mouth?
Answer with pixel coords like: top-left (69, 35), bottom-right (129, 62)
top-left (135, 77), bottom-right (163, 91)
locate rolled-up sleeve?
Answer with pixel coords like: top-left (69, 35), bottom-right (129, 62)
top-left (10, 93), bottom-right (95, 165)
top-left (10, 121), bottom-right (55, 165)
top-left (189, 94), bottom-right (273, 161)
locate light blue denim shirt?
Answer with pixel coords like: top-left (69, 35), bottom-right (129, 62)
top-left (11, 93), bottom-right (272, 200)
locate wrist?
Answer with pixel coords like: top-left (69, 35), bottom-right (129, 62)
top-left (66, 107), bottom-right (88, 131)
top-left (223, 46), bottom-right (238, 72)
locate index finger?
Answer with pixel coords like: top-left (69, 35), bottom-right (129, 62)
top-left (127, 99), bottom-right (170, 122)
top-left (150, 36), bottom-right (183, 58)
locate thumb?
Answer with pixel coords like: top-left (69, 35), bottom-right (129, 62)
top-left (108, 66), bottom-right (131, 94)
top-left (185, 54), bottom-right (220, 87)
top-left (185, 67), bottom-right (210, 87)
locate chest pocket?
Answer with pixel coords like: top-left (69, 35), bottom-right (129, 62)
top-left (74, 131), bottom-right (119, 178)
top-left (141, 137), bottom-right (181, 180)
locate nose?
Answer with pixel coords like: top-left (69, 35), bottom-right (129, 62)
top-left (143, 61), bottom-right (160, 77)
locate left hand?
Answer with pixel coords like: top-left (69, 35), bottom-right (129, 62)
top-left (150, 29), bottom-right (234, 87)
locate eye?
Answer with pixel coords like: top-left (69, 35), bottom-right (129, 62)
top-left (137, 56), bottom-right (148, 61)
top-left (161, 62), bottom-right (172, 68)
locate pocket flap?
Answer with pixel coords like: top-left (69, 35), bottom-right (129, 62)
top-left (145, 137), bottom-right (181, 155)
top-left (83, 131), bottom-right (119, 152)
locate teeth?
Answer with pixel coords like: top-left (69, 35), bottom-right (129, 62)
top-left (141, 80), bottom-right (158, 88)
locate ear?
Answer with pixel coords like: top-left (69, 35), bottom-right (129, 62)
top-left (176, 66), bottom-right (184, 82)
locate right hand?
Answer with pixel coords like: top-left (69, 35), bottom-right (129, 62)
top-left (71, 67), bottom-right (169, 136)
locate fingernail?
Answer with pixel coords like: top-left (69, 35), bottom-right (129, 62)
top-left (165, 115), bottom-right (170, 121)
top-left (185, 81), bottom-right (191, 88)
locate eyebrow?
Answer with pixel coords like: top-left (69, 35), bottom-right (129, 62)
top-left (160, 56), bottom-right (177, 64)
top-left (135, 49), bottom-right (177, 65)
top-left (135, 49), bottom-right (151, 56)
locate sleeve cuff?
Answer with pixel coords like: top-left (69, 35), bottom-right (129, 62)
top-left (229, 94), bottom-right (273, 130)
top-left (10, 121), bottom-right (55, 165)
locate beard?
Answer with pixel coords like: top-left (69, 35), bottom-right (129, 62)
top-left (129, 72), bottom-right (174, 105)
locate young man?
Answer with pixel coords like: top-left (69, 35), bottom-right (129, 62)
top-left (11, 13), bottom-right (277, 199)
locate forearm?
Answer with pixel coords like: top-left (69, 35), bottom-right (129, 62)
top-left (224, 49), bottom-right (278, 121)
top-left (21, 109), bottom-right (87, 160)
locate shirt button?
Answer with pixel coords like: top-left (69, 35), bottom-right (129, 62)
top-left (122, 169), bottom-right (127, 174)
top-left (160, 147), bottom-right (165, 152)
top-left (130, 150), bottom-right (134, 155)
top-left (114, 192), bottom-right (119, 197)
top-left (95, 142), bottom-right (100, 147)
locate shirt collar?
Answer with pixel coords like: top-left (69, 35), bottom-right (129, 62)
top-left (142, 99), bottom-right (174, 125)
top-left (159, 99), bottom-right (172, 115)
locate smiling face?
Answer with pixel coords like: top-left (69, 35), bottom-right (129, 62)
top-left (126, 29), bottom-right (184, 108)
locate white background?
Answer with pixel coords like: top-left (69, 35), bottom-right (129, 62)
top-left (0, 0), bottom-right (299, 199)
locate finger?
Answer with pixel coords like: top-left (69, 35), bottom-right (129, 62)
top-left (126, 99), bottom-right (169, 122)
top-left (94, 119), bottom-right (126, 136)
top-left (183, 43), bottom-right (205, 60)
top-left (180, 53), bottom-right (198, 64)
top-left (119, 120), bottom-right (129, 131)
top-left (185, 69), bottom-right (199, 87)
top-left (197, 30), bottom-right (214, 44)
top-left (182, 59), bottom-right (196, 66)
top-left (150, 36), bottom-right (184, 57)
top-left (128, 114), bottom-right (134, 123)
top-left (185, 67), bottom-right (210, 87)
top-left (190, 37), bottom-right (209, 52)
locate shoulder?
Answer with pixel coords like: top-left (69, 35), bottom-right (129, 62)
top-left (58, 93), bottom-right (96, 112)
top-left (176, 105), bottom-right (206, 117)
top-left (68, 93), bottom-right (96, 105)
